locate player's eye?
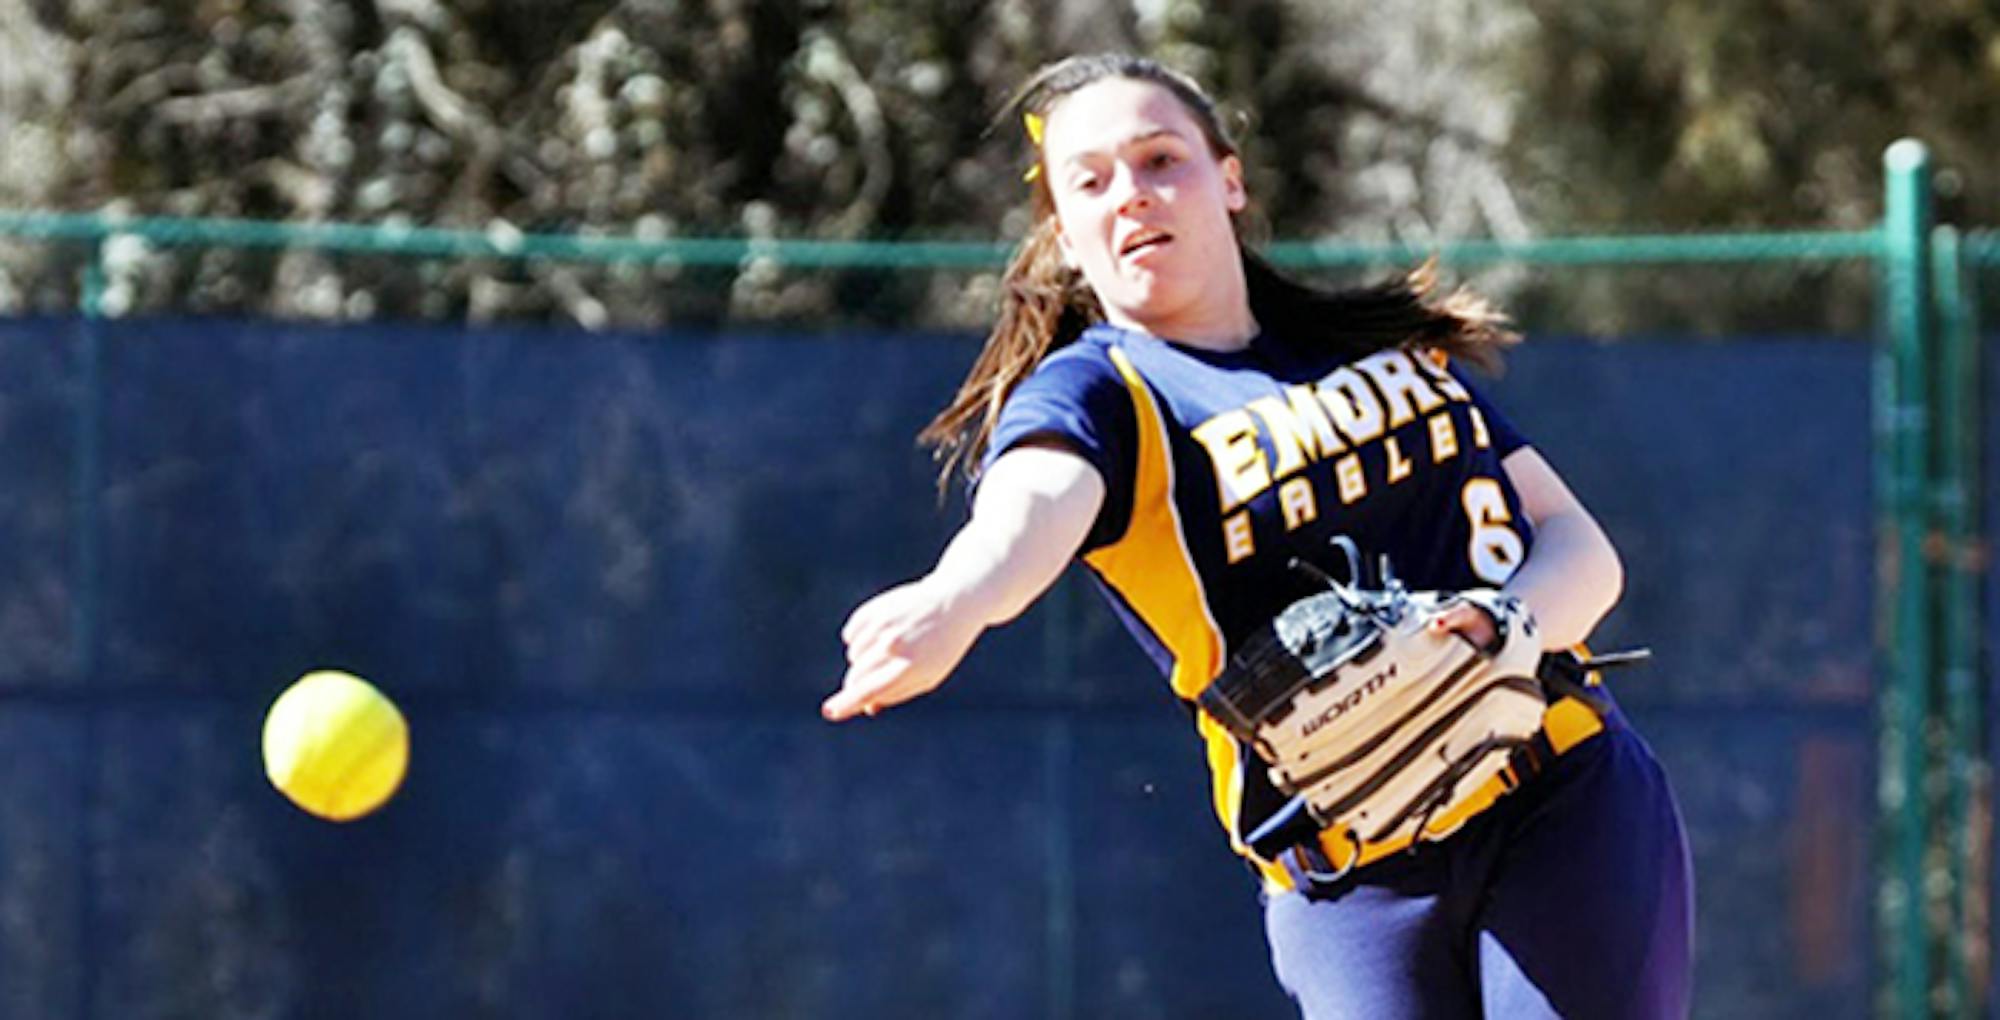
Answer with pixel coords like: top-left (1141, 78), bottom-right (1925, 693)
top-left (1146, 150), bottom-right (1179, 171)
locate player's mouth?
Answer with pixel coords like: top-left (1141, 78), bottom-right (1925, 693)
top-left (1119, 229), bottom-right (1173, 261)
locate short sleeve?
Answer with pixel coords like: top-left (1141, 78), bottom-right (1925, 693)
top-left (1453, 364), bottom-right (1530, 457)
top-left (980, 345), bottom-right (1138, 553)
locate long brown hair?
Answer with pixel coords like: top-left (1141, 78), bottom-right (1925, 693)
top-left (921, 54), bottom-right (1518, 490)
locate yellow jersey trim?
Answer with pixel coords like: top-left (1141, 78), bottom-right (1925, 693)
top-left (1081, 347), bottom-right (1225, 698)
top-left (1083, 349), bottom-right (1285, 882)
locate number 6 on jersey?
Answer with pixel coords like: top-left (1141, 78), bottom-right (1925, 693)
top-left (1462, 477), bottom-right (1525, 584)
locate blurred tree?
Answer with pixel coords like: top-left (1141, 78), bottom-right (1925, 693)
top-left (1504, 0), bottom-right (2000, 231)
top-left (1490, 0), bottom-right (2000, 334)
top-left (0, 0), bottom-right (1993, 333)
top-left (0, 0), bottom-right (1434, 328)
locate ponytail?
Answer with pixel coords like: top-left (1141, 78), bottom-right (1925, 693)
top-left (1243, 253), bottom-right (1520, 375)
top-left (919, 211), bottom-right (1101, 492)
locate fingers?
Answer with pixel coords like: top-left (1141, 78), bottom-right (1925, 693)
top-left (827, 602), bottom-right (924, 721)
top-left (822, 656), bottom-right (915, 722)
top-left (843, 622), bottom-right (896, 666)
top-left (1424, 602), bottom-right (1473, 631)
top-left (824, 634), bottom-right (892, 720)
top-left (1426, 602), bottom-right (1497, 650)
top-left (827, 579), bottom-right (967, 723)
top-left (841, 582), bottom-right (927, 662)
top-left (821, 672), bottom-right (879, 722)
top-left (821, 684), bottom-right (877, 722)
top-left (840, 597), bottom-right (919, 678)
top-left (840, 592), bottom-right (894, 648)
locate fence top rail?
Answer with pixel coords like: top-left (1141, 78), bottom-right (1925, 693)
top-left (1266, 231), bottom-right (1884, 266)
top-left (0, 209), bottom-right (1890, 271)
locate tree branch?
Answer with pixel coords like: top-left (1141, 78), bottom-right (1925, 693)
top-left (152, 75), bottom-right (320, 124)
top-left (383, 25), bottom-right (504, 217)
top-left (800, 32), bottom-right (892, 239)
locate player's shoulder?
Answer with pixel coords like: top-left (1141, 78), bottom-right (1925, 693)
top-left (1040, 325), bottom-right (1125, 369)
top-left (1018, 327), bottom-right (1130, 395)
top-left (987, 325), bottom-right (1140, 482)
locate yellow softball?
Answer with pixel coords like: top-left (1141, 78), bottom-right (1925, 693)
top-left (261, 670), bottom-right (409, 822)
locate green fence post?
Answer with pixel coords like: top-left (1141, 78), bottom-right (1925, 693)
top-left (1932, 225), bottom-right (1989, 1019)
top-left (1970, 237), bottom-right (1994, 1020)
top-left (1878, 138), bottom-right (1935, 1019)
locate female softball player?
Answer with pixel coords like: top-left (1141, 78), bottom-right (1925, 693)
top-left (824, 54), bottom-right (1693, 1018)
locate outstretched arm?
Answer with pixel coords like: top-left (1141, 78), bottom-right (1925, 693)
top-left (1427, 447), bottom-right (1624, 650)
top-left (822, 443), bottom-right (1105, 722)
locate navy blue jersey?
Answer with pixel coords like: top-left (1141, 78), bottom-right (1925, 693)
top-left (984, 322), bottom-right (1536, 882)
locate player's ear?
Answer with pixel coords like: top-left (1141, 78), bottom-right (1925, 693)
top-left (1222, 154), bottom-right (1247, 213)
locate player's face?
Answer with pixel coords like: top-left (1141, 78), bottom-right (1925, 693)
top-left (1041, 77), bottom-right (1247, 339)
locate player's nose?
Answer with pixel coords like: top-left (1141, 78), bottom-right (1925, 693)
top-left (1108, 164), bottom-right (1157, 216)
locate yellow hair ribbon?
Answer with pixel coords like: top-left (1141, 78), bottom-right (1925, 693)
top-left (1022, 111), bottom-right (1045, 182)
